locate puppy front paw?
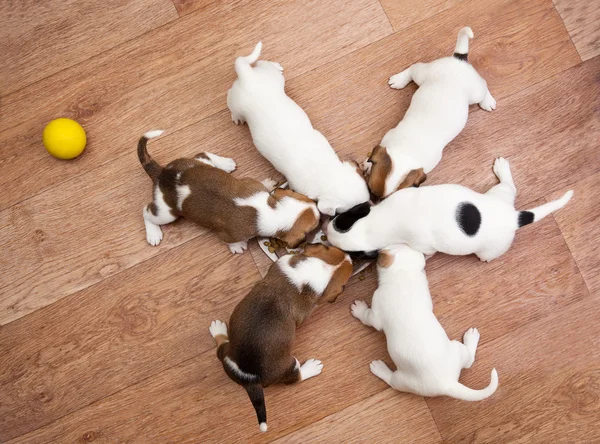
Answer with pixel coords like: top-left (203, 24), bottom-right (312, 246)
top-left (209, 320), bottom-right (228, 339)
top-left (351, 300), bottom-right (369, 321)
top-left (388, 70), bottom-right (411, 89)
top-left (145, 224), bottom-right (163, 246)
top-left (227, 241), bottom-right (248, 254)
top-left (479, 92), bottom-right (497, 111)
top-left (218, 157), bottom-right (237, 173)
top-left (300, 359), bottom-right (323, 381)
top-left (261, 178), bottom-right (278, 191)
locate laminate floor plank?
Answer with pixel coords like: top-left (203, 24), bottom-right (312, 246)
top-left (553, 0), bottom-right (600, 60)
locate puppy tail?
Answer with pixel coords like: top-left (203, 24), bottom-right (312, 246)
top-left (243, 383), bottom-right (268, 432)
top-left (444, 368), bottom-right (499, 401)
top-left (137, 130), bottom-right (164, 182)
top-left (234, 41), bottom-right (263, 79)
top-left (517, 190), bottom-right (573, 228)
top-left (453, 26), bottom-right (474, 61)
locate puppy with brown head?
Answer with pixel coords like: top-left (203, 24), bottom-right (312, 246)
top-left (138, 130), bottom-right (319, 254)
top-left (209, 244), bottom-right (352, 432)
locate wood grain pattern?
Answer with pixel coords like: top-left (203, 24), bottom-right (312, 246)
top-left (427, 298), bottom-right (600, 443)
top-left (379, 0), bottom-right (457, 31)
top-left (272, 389), bottom-right (443, 443)
top-left (0, 0), bottom-right (178, 96)
top-left (0, 233), bottom-right (261, 441)
top-left (552, 0), bottom-right (600, 60)
top-left (0, 0), bottom-right (392, 210)
top-left (549, 173), bottom-right (600, 294)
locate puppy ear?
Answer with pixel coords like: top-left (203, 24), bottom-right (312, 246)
top-left (321, 261), bottom-right (353, 303)
top-left (397, 168), bottom-right (427, 190)
top-left (317, 199), bottom-right (337, 217)
top-left (278, 208), bottom-right (316, 248)
top-left (332, 202), bottom-right (371, 233)
top-left (367, 146), bottom-right (393, 198)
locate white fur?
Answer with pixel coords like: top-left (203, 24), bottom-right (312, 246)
top-left (352, 245), bottom-right (498, 401)
top-left (327, 158), bottom-right (573, 262)
top-left (144, 129), bottom-right (164, 139)
top-left (234, 192), bottom-right (319, 237)
top-left (227, 41), bottom-right (370, 215)
top-left (227, 241), bottom-right (248, 254)
top-left (143, 186), bottom-right (177, 246)
top-left (224, 357), bottom-right (259, 382)
top-left (371, 27), bottom-right (496, 197)
top-left (299, 359), bottom-right (323, 381)
top-left (259, 423), bottom-right (268, 433)
top-left (209, 320), bottom-right (228, 338)
top-left (176, 184), bottom-right (191, 211)
top-left (277, 254), bottom-right (351, 295)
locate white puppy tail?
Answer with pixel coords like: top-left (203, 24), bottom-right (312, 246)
top-left (518, 190), bottom-right (573, 228)
top-left (444, 368), bottom-right (498, 401)
top-left (234, 41), bottom-right (263, 79)
top-left (454, 27), bottom-right (474, 61)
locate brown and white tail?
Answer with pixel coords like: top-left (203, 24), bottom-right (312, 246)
top-left (137, 130), bottom-right (164, 182)
top-left (244, 383), bottom-right (268, 432)
top-left (518, 190), bottom-right (573, 228)
top-left (444, 368), bottom-right (498, 401)
top-left (234, 41), bottom-right (263, 80)
top-left (453, 26), bottom-right (474, 62)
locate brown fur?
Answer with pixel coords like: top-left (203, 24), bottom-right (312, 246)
top-left (377, 250), bottom-right (395, 268)
top-left (397, 168), bottom-right (427, 190)
top-left (215, 247), bottom-right (352, 425)
top-left (367, 145), bottom-right (392, 199)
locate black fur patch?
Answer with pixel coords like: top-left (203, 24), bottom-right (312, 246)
top-left (332, 202), bottom-right (371, 233)
top-left (346, 250), bottom-right (378, 260)
top-left (453, 52), bottom-right (468, 62)
top-left (456, 202), bottom-right (481, 236)
top-left (518, 211), bottom-right (534, 227)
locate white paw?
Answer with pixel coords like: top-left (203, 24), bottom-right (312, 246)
top-left (209, 320), bottom-right (228, 338)
top-left (300, 359), bottom-right (323, 381)
top-left (388, 70), bottom-right (411, 89)
top-left (479, 92), bottom-right (497, 111)
top-left (231, 114), bottom-right (244, 125)
top-left (463, 327), bottom-right (480, 348)
top-left (272, 62), bottom-right (284, 72)
top-left (228, 241), bottom-right (248, 254)
top-left (217, 157), bottom-right (237, 173)
top-left (360, 159), bottom-right (372, 175)
top-left (145, 224), bottom-right (163, 246)
top-left (351, 300), bottom-right (369, 321)
top-left (370, 360), bottom-right (391, 380)
top-left (493, 157), bottom-right (511, 181)
top-left (261, 178), bottom-right (278, 191)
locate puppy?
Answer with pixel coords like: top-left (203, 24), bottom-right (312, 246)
top-left (326, 158), bottom-right (573, 262)
top-left (210, 244), bottom-right (353, 432)
top-left (138, 130), bottom-right (319, 253)
top-left (364, 27), bottom-right (496, 199)
top-left (351, 245), bottom-right (498, 401)
top-left (227, 41), bottom-right (370, 216)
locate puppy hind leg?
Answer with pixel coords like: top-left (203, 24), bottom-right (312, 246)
top-left (479, 90), bottom-right (497, 112)
top-left (226, 89), bottom-right (246, 125)
top-left (485, 157), bottom-right (516, 205)
top-left (143, 196), bottom-right (177, 246)
top-left (370, 360), bottom-right (395, 386)
top-left (389, 62), bottom-right (428, 89)
top-left (195, 152), bottom-right (237, 173)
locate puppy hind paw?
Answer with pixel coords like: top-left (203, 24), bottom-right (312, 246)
top-left (272, 62), bottom-right (284, 72)
top-left (209, 320), bottom-right (228, 338)
top-left (228, 241), bottom-right (248, 254)
top-left (370, 360), bottom-right (392, 381)
top-left (463, 327), bottom-right (480, 349)
top-left (479, 92), bottom-right (497, 111)
top-left (217, 157), bottom-right (237, 173)
top-left (492, 157), bottom-right (511, 181)
top-left (388, 70), bottom-right (412, 89)
top-left (351, 300), bottom-right (369, 321)
top-left (145, 224), bottom-right (163, 246)
top-left (300, 359), bottom-right (323, 381)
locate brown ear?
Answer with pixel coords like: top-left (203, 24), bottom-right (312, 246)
top-left (397, 168), bottom-right (427, 190)
top-left (277, 208), bottom-right (318, 248)
top-left (377, 250), bottom-right (395, 268)
top-left (320, 261), bottom-right (353, 303)
top-left (367, 145), bottom-right (392, 199)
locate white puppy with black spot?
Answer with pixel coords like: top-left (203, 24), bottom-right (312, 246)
top-left (227, 41), bottom-right (370, 216)
top-left (327, 158), bottom-right (573, 262)
top-left (352, 244), bottom-right (498, 401)
top-left (363, 27), bottom-right (497, 199)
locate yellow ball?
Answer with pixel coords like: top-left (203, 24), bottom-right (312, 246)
top-left (43, 118), bottom-right (87, 160)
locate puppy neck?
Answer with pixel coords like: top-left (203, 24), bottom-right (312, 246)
top-left (385, 152), bottom-right (421, 195)
top-left (234, 192), bottom-right (317, 237)
top-left (278, 255), bottom-right (336, 296)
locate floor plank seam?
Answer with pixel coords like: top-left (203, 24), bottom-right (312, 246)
top-left (550, 0), bottom-right (585, 63)
top-left (376, 0), bottom-right (395, 32)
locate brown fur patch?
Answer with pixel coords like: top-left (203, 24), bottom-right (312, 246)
top-left (214, 334), bottom-right (229, 347)
top-left (377, 250), bottom-right (395, 268)
top-left (397, 168), bottom-right (427, 190)
top-left (277, 208), bottom-right (319, 248)
top-left (302, 244), bottom-right (352, 303)
top-left (367, 145), bottom-right (392, 198)
top-left (272, 188), bottom-right (315, 204)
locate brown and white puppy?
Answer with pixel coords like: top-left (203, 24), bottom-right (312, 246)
top-left (138, 130), bottom-right (319, 253)
top-left (209, 244), bottom-right (353, 432)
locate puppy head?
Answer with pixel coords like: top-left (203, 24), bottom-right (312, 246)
top-left (317, 161), bottom-right (370, 216)
top-left (272, 189), bottom-right (320, 248)
top-left (324, 202), bottom-right (373, 253)
top-left (377, 244), bottom-right (425, 272)
top-left (302, 243), bottom-right (353, 303)
top-left (366, 146), bottom-right (426, 198)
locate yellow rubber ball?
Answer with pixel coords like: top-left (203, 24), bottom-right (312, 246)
top-left (43, 118), bottom-right (87, 160)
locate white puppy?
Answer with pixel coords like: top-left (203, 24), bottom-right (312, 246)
top-left (364, 27), bottom-right (497, 199)
top-left (326, 158), bottom-right (573, 262)
top-left (351, 244), bottom-right (498, 401)
top-left (227, 41), bottom-right (370, 216)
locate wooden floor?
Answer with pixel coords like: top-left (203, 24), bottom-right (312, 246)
top-left (1, 0), bottom-right (599, 442)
